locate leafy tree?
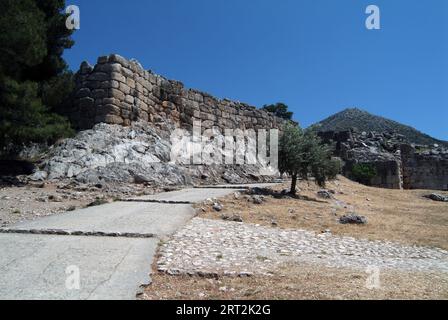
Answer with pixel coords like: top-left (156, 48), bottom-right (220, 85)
top-left (262, 103), bottom-right (293, 120)
top-left (0, 0), bottom-right (75, 156)
top-left (279, 123), bottom-right (337, 194)
top-left (351, 163), bottom-right (377, 185)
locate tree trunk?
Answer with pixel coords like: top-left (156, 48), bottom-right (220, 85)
top-left (290, 174), bottom-right (298, 195)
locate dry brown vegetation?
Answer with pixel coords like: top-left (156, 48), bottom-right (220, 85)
top-left (144, 263), bottom-right (448, 300)
top-left (197, 176), bottom-right (448, 250)
top-left (144, 176), bottom-right (448, 300)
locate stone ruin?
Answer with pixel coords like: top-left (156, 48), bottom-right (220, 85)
top-left (319, 130), bottom-right (448, 191)
top-left (64, 54), bottom-right (288, 133)
top-left (60, 54), bottom-right (448, 191)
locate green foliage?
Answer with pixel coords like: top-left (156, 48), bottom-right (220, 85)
top-left (0, 76), bottom-right (74, 154)
top-left (0, 0), bottom-right (47, 78)
top-left (325, 158), bottom-right (342, 180)
top-left (41, 71), bottom-right (75, 112)
top-left (262, 103), bottom-right (293, 120)
top-left (351, 163), bottom-right (377, 185)
top-left (279, 123), bottom-right (336, 194)
top-left (27, 0), bottom-right (75, 81)
top-left (0, 0), bottom-right (75, 156)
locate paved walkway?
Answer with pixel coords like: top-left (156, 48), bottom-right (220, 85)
top-left (0, 184), bottom-right (274, 300)
top-left (158, 218), bottom-right (448, 276)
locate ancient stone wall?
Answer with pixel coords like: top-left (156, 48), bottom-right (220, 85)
top-left (401, 145), bottom-right (448, 190)
top-left (66, 54), bottom-right (287, 133)
top-left (319, 130), bottom-right (448, 190)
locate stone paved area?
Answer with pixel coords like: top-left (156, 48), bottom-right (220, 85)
top-left (157, 218), bottom-right (448, 276)
top-left (0, 185), bottom-right (270, 299)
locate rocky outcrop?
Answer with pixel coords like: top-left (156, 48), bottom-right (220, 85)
top-left (319, 129), bottom-right (448, 190)
top-left (32, 122), bottom-right (276, 187)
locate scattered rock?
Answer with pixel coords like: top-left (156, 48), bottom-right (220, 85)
top-left (424, 193), bottom-right (448, 202)
top-left (48, 195), bottom-right (63, 202)
top-left (251, 195), bottom-right (264, 204)
top-left (29, 171), bottom-right (48, 181)
top-left (221, 214), bottom-right (243, 223)
top-left (317, 190), bottom-right (333, 199)
top-left (213, 203), bottom-right (223, 212)
top-left (339, 214), bottom-right (368, 225)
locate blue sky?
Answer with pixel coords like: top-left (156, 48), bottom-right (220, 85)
top-left (64, 0), bottom-right (448, 140)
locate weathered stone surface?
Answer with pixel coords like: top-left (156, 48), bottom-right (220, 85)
top-left (339, 214), bottom-right (368, 225)
top-left (36, 122), bottom-right (276, 188)
top-left (319, 129), bottom-right (448, 191)
top-left (157, 218), bottom-right (448, 276)
top-left (425, 193), bottom-right (448, 202)
top-left (66, 54), bottom-right (289, 133)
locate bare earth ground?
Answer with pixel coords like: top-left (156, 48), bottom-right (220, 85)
top-left (144, 176), bottom-right (448, 300)
top-left (0, 181), bottom-right (162, 227)
top-left (144, 263), bottom-right (448, 300)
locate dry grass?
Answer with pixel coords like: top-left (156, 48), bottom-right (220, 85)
top-left (143, 176), bottom-right (448, 300)
top-left (197, 176), bottom-right (448, 250)
top-left (144, 263), bottom-right (448, 300)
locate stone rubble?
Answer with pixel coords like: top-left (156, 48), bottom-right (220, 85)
top-left (157, 218), bottom-right (448, 276)
top-left (319, 129), bottom-right (448, 190)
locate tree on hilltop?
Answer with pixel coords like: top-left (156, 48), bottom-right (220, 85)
top-left (262, 103), bottom-right (294, 120)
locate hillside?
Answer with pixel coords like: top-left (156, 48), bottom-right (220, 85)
top-left (312, 108), bottom-right (448, 147)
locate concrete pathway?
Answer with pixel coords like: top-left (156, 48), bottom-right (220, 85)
top-left (0, 183), bottom-right (277, 300)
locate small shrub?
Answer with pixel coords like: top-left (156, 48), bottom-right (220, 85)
top-left (325, 158), bottom-right (343, 180)
top-left (351, 163), bottom-right (377, 185)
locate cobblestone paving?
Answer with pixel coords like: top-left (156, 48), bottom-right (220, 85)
top-left (157, 218), bottom-right (448, 276)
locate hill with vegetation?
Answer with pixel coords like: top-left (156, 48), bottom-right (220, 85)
top-left (312, 108), bottom-right (448, 147)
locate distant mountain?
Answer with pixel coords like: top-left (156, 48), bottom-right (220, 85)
top-left (312, 108), bottom-right (448, 147)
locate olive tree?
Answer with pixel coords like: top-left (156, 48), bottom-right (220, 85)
top-left (279, 123), bottom-right (339, 194)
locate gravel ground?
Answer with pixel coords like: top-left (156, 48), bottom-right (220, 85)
top-left (0, 181), bottom-right (160, 227)
top-left (157, 218), bottom-right (448, 276)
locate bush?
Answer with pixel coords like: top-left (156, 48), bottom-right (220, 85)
top-left (351, 163), bottom-right (377, 185)
top-left (325, 158), bottom-right (342, 180)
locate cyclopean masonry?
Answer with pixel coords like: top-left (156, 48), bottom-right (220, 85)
top-left (65, 54), bottom-right (288, 134)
